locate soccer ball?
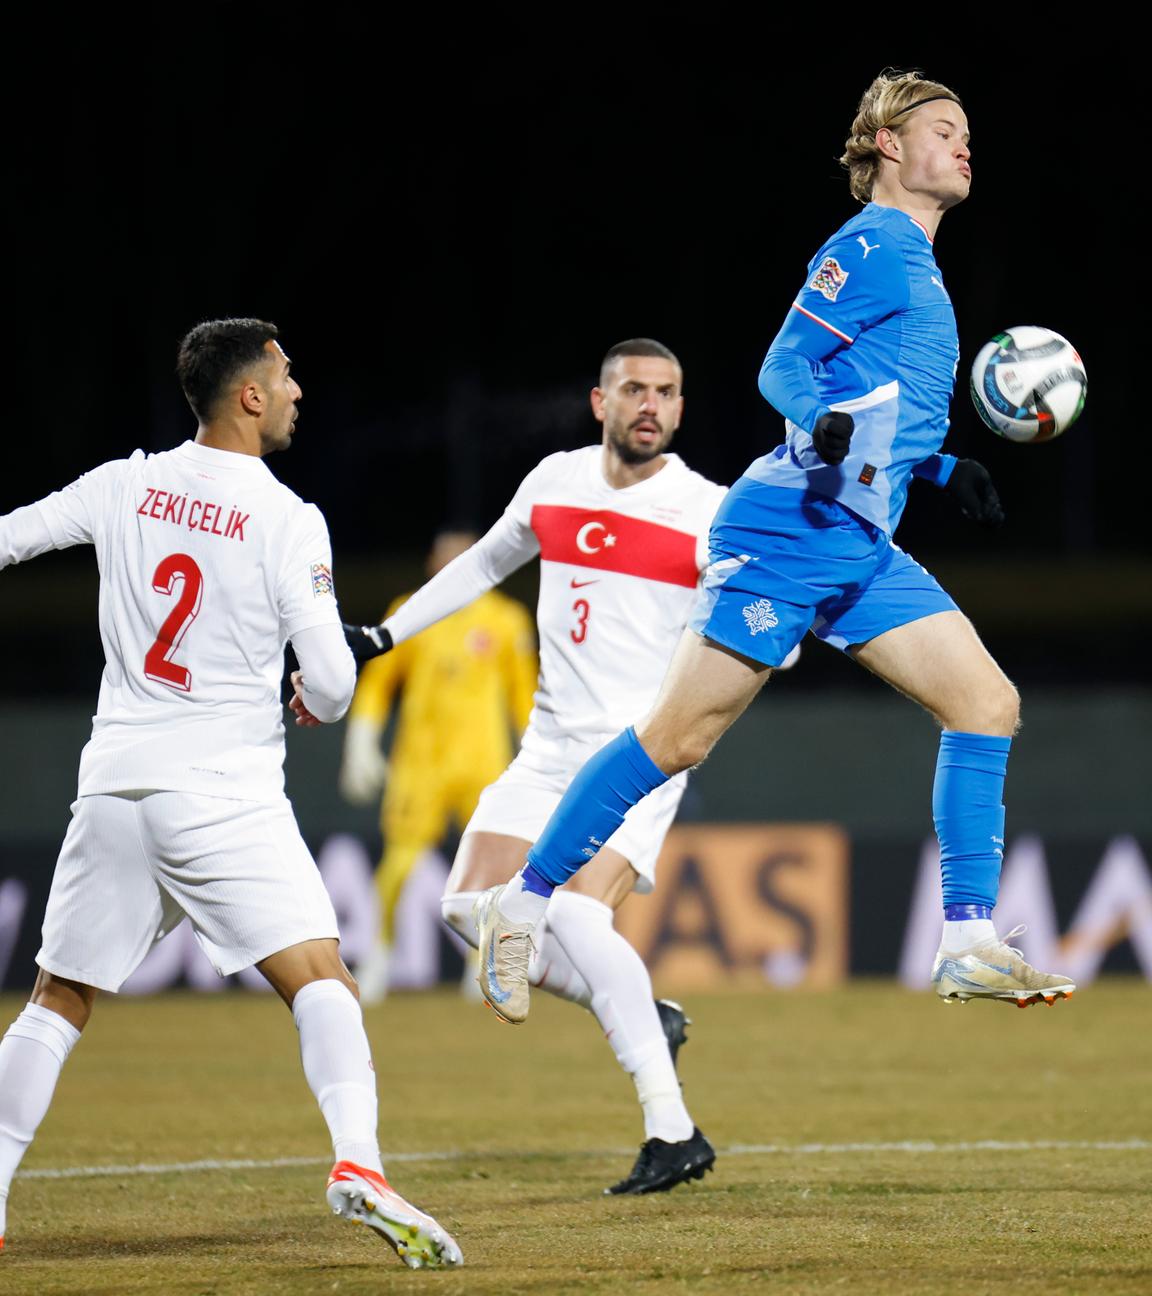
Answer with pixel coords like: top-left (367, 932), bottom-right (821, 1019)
top-left (969, 326), bottom-right (1087, 443)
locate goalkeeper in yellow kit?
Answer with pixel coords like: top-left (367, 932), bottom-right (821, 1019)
top-left (340, 529), bottom-right (537, 1000)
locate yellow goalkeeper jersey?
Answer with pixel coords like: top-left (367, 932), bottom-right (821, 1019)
top-left (348, 590), bottom-right (537, 780)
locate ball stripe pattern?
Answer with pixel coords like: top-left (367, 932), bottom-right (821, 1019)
top-left (969, 326), bottom-right (1087, 443)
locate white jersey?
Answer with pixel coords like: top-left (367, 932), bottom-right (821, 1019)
top-left (0, 440), bottom-right (344, 800)
top-left (385, 446), bottom-right (728, 744)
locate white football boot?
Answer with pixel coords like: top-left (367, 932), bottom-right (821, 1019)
top-left (932, 925), bottom-right (1076, 1007)
top-left (473, 884), bottom-right (535, 1024)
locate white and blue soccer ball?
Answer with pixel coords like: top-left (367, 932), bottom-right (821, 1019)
top-left (969, 325), bottom-right (1087, 443)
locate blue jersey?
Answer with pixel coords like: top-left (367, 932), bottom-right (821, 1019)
top-left (749, 203), bottom-right (959, 534)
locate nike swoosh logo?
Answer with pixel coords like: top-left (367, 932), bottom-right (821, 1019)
top-left (570, 577), bottom-right (599, 588)
top-left (485, 940), bottom-right (511, 1004)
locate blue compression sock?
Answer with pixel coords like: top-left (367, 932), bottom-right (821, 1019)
top-left (526, 727), bottom-right (670, 887)
top-left (933, 730), bottom-right (1012, 910)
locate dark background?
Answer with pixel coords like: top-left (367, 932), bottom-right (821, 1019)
top-left (4, 17), bottom-right (1146, 696)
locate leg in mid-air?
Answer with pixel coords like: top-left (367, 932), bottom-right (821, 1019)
top-left (444, 828), bottom-right (715, 1194)
top-left (852, 609), bottom-right (1075, 1007)
top-left (475, 629), bottom-right (772, 1022)
top-left (0, 971), bottom-right (95, 1250)
top-left (258, 939), bottom-right (462, 1268)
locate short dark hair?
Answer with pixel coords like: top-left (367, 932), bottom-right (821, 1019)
top-left (176, 318), bottom-right (280, 420)
top-left (599, 337), bottom-right (681, 386)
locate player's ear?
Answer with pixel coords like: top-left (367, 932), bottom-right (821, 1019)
top-left (239, 379), bottom-right (265, 417)
top-left (875, 126), bottom-right (900, 163)
top-left (590, 386), bottom-right (607, 424)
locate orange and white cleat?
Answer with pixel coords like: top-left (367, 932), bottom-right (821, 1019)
top-left (325, 1160), bottom-right (462, 1269)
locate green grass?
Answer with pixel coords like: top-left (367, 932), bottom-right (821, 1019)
top-left (2, 980), bottom-right (1150, 1294)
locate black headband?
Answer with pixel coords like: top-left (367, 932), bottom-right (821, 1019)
top-left (882, 94), bottom-right (959, 127)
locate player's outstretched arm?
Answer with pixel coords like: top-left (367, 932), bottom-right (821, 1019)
top-left (1, 464), bottom-right (121, 568)
top-left (944, 458), bottom-right (1005, 527)
top-left (348, 506), bottom-right (540, 665)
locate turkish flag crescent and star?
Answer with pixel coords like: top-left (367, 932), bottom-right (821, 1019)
top-left (530, 505), bottom-right (698, 588)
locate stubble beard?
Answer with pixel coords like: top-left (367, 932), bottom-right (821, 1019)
top-left (607, 420), bottom-right (674, 465)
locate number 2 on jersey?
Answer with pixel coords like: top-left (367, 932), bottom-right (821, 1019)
top-left (571, 597), bottom-right (590, 644)
top-left (144, 553), bottom-right (204, 692)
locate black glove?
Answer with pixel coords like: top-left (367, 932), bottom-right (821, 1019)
top-left (343, 622), bottom-right (393, 663)
top-left (811, 411), bottom-right (854, 466)
top-left (945, 458), bottom-right (1005, 527)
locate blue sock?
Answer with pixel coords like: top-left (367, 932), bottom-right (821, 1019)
top-left (943, 902), bottom-right (992, 921)
top-left (526, 727), bottom-right (669, 887)
top-left (520, 862), bottom-right (555, 898)
top-left (933, 730), bottom-right (1012, 910)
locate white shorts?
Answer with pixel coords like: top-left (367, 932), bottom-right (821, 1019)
top-left (462, 732), bottom-right (687, 892)
top-left (38, 791), bottom-right (339, 992)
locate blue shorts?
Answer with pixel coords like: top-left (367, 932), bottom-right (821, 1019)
top-left (689, 478), bottom-right (957, 667)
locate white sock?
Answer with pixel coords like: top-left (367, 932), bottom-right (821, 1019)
top-left (292, 980), bottom-right (383, 1176)
top-left (941, 918), bottom-right (997, 953)
top-left (0, 1003), bottom-right (82, 1234)
top-left (441, 892), bottom-right (593, 1006)
top-left (530, 917), bottom-right (594, 1007)
top-left (545, 891), bottom-right (693, 1143)
top-left (498, 872), bottom-right (551, 925)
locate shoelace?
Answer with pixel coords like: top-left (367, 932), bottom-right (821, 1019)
top-left (632, 1140), bottom-right (661, 1172)
top-left (979, 923), bottom-right (1028, 961)
top-left (498, 927), bottom-right (535, 980)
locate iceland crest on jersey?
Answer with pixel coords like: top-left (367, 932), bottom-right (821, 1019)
top-left (809, 256), bottom-right (849, 302)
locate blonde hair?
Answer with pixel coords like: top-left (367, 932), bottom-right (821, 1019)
top-left (840, 69), bottom-right (962, 204)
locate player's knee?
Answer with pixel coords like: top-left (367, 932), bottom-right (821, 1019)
top-left (999, 680), bottom-right (1022, 736)
top-left (974, 676), bottom-right (1020, 736)
top-left (948, 676), bottom-right (1020, 737)
top-left (640, 725), bottom-right (713, 774)
top-left (668, 730), bottom-right (718, 772)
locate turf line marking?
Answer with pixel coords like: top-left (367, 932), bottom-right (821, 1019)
top-left (19, 1139), bottom-right (1150, 1182)
top-left (727, 1140), bottom-right (1152, 1155)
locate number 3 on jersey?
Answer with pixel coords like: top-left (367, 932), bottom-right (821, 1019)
top-left (571, 597), bottom-right (590, 645)
top-left (144, 553), bottom-right (204, 691)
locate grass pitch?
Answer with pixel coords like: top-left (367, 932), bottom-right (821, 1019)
top-left (1, 980), bottom-right (1150, 1294)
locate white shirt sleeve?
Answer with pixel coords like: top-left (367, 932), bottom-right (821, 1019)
top-left (290, 622), bottom-right (357, 723)
top-left (0, 460), bottom-right (125, 569)
top-left (0, 501), bottom-right (63, 570)
top-left (277, 503), bottom-right (344, 638)
top-left (383, 467), bottom-right (543, 645)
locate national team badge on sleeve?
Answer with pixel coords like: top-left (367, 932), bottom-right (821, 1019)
top-left (809, 257), bottom-right (849, 302)
top-left (310, 562), bottom-right (334, 597)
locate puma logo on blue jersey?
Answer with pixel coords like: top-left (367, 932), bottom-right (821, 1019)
top-left (857, 236), bottom-right (880, 258)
